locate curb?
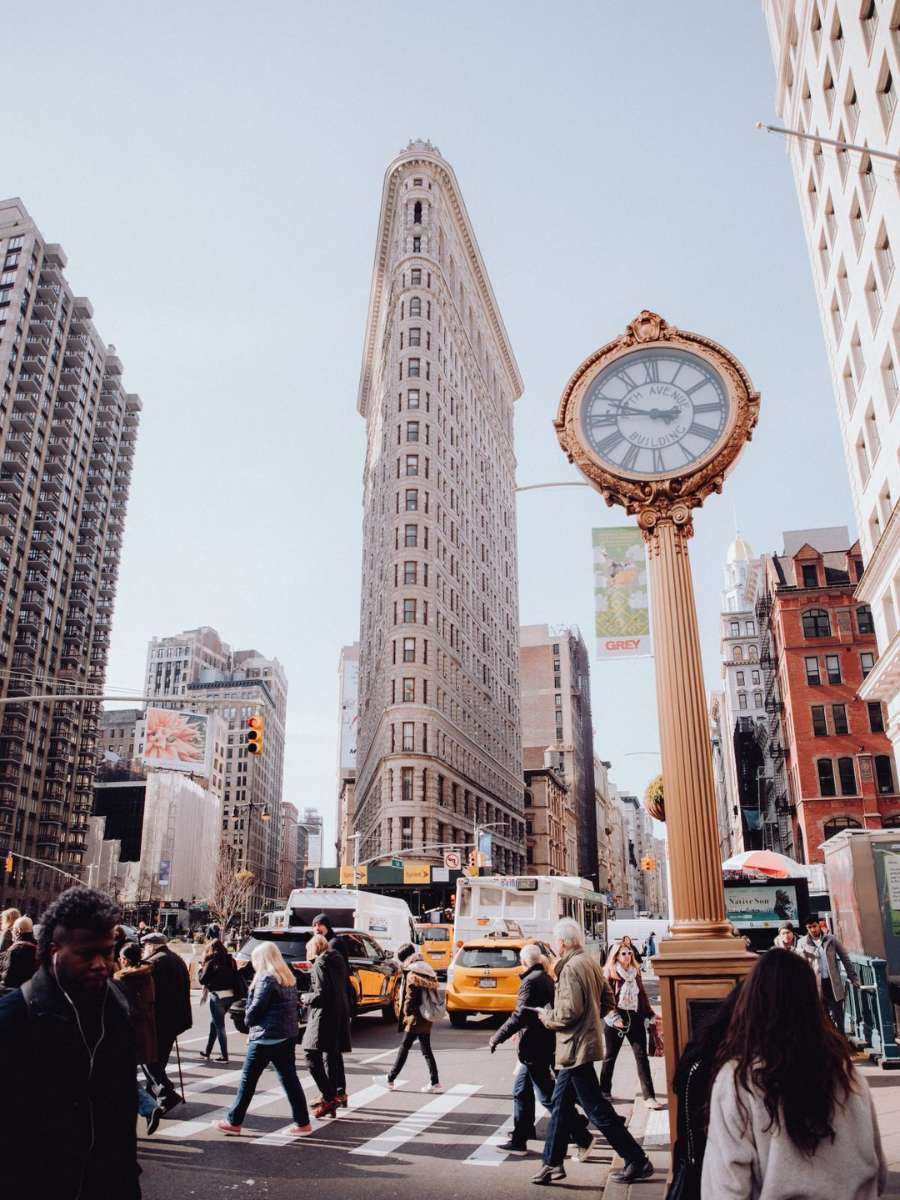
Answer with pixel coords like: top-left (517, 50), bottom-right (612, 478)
top-left (601, 1097), bottom-right (671, 1199)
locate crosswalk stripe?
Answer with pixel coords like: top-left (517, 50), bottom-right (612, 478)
top-left (351, 1083), bottom-right (481, 1158)
top-left (464, 1102), bottom-right (549, 1166)
top-left (254, 1082), bottom-right (391, 1146)
top-left (164, 1083), bottom-right (286, 1139)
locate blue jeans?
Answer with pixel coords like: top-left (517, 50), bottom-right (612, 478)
top-left (228, 1038), bottom-right (309, 1127)
top-left (205, 995), bottom-right (233, 1057)
top-left (543, 1062), bottom-right (645, 1168)
top-left (137, 1082), bottom-right (158, 1118)
top-left (512, 1061), bottom-right (591, 1147)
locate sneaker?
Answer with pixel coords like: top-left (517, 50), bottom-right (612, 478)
top-left (161, 1093), bottom-right (184, 1113)
top-left (287, 1123), bottom-right (313, 1136)
top-left (531, 1164), bottom-right (566, 1185)
top-left (570, 1138), bottom-right (594, 1162)
top-left (645, 1096), bottom-right (665, 1110)
top-left (145, 1106), bottom-right (163, 1136)
top-left (610, 1156), bottom-right (654, 1184)
top-left (421, 1083), bottom-right (443, 1093)
top-left (215, 1120), bottom-right (242, 1135)
top-left (499, 1137), bottom-right (528, 1154)
top-left (374, 1074), bottom-right (396, 1090)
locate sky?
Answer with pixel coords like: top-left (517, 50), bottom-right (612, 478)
top-left (4, 2), bottom-right (855, 863)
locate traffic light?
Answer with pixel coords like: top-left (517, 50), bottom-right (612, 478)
top-left (246, 715), bottom-right (265, 756)
top-left (640, 856), bottom-right (657, 872)
top-left (3, 853), bottom-right (12, 874)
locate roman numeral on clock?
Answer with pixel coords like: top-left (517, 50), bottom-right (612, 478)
top-left (652, 448), bottom-right (666, 473)
top-left (595, 431), bottom-right (625, 458)
top-left (616, 368), bottom-right (637, 390)
top-left (643, 360), bottom-right (659, 383)
top-left (688, 422), bottom-right (717, 441)
top-left (621, 444), bottom-right (640, 471)
top-left (589, 412), bottom-right (619, 427)
top-left (685, 380), bottom-right (709, 396)
top-left (692, 401), bottom-right (722, 415)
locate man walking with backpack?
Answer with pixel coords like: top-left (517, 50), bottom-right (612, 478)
top-left (376, 943), bottom-right (443, 1093)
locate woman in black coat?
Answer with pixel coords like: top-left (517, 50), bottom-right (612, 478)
top-left (198, 939), bottom-right (241, 1062)
top-left (301, 933), bottom-right (352, 1118)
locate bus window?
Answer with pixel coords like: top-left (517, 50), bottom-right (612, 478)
top-left (458, 888), bottom-right (472, 917)
top-left (479, 887), bottom-right (503, 917)
top-left (505, 891), bottom-right (535, 919)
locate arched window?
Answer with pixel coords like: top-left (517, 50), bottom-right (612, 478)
top-left (882, 813), bottom-right (900, 828)
top-left (817, 758), bottom-right (836, 796)
top-left (837, 756), bottom-right (857, 796)
top-left (802, 608), bottom-right (831, 638)
top-left (876, 755), bottom-right (896, 794)
top-left (823, 816), bottom-right (861, 840)
top-left (734, 646), bottom-right (744, 661)
top-left (409, 296), bottom-right (421, 316)
top-left (748, 646), bottom-right (758, 661)
top-left (413, 201), bottom-right (423, 224)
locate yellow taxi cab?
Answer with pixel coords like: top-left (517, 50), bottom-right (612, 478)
top-left (445, 933), bottom-right (555, 1028)
top-left (415, 922), bottom-right (454, 977)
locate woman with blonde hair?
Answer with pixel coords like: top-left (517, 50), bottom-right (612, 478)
top-left (216, 941), bottom-right (310, 1136)
top-left (599, 940), bottom-right (660, 1108)
top-left (0, 908), bottom-right (21, 954)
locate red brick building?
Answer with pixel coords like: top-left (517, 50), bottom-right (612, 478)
top-left (761, 529), bottom-right (900, 864)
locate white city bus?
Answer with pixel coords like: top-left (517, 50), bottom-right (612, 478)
top-left (453, 875), bottom-right (608, 959)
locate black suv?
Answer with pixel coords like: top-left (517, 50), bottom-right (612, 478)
top-left (228, 926), bottom-right (400, 1033)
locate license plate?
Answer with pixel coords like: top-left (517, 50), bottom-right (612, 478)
top-left (479, 978), bottom-right (497, 988)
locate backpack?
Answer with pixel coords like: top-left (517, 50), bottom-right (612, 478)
top-left (418, 984), bottom-right (446, 1023)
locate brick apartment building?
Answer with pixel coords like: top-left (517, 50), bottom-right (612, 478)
top-left (760, 528), bottom-right (899, 864)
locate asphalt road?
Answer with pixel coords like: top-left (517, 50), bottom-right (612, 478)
top-left (140, 993), bottom-right (631, 1199)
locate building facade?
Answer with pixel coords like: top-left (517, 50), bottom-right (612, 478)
top-left (0, 198), bottom-right (140, 914)
top-left (759, 527), bottom-right (898, 862)
top-left (353, 140), bottom-right (526, 874)
top-left (335, 643), bottom-right (359, 866)
top-left (762, 3), bottom-right (900, 794)
top-left (524, 749), bottom-right (577, 876)
top-left (593, 757), bottom-right (615, 895)
top-left (279, 801), bottom-right (298, 898)
top-left (99, 707), bottom-right (142, 769)
top-left (296, 806), bottom-right (324, 884)
top-left (144, 627), bottom-right (287, 914)
top-left (520, 624), bottom-right (599, 886)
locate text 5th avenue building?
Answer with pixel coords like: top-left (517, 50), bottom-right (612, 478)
top-left (352, 141), bottom-right (526, 874)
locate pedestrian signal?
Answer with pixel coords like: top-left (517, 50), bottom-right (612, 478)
top-left (3, 853), bottom-right (11, 873)
top-left (246, 715), bottom-right (264, 755)
top-left (640, 856), bottom-right (656, 871)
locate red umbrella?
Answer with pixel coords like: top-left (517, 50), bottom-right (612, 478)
top-left (721, 850), bottom-right (802, 878)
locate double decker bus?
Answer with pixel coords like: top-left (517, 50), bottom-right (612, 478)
top-left (453, 874), bottom-right (608, 959)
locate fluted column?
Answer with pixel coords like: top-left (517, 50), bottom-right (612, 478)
top-left (646, 516), bottom-right (729, 937)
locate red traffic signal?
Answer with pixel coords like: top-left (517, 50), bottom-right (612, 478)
top-left (246, 715), bottom-right (265, 756)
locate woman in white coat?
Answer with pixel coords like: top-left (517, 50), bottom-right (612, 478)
top-left (702, 948), bottom-right (886, 1200)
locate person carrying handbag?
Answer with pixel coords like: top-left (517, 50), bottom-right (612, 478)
top-left (376, 943), bottom-right (443, 1093)
top-left (599, 940), bottom-right (662, 1108)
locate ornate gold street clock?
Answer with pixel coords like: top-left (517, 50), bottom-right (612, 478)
top-left (554, 310), bottom-right (759, 1133)
top-left (554, 310), bottom-right (759, 547)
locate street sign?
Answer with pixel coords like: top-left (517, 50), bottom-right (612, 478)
top-left (339, 865), bottom-right (368, 885)
top-left (391, 857), bottom-right (403, 869)
top-left (444, 850), bottom-right (462, 870)
top-left (404, 862), bottom-right (431, 884)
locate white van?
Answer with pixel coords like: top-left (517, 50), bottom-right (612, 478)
top-left (283, 887), bottom-right (416, 956)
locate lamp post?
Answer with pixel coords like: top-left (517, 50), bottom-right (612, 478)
top-left (554, 311), bottom-right (757, 1133)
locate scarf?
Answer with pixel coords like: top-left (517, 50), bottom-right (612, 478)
top-left (615, 962), bottom-right (640, 1012)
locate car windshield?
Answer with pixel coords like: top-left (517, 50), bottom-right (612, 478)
top-left (458, 946), bottom-right (521, 969)
top-left (421, 928), bottom-right (450, 942)
top-left (236, 933), bottom-right (313, 964)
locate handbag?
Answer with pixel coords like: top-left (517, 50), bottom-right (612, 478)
top-left (418, 985), bottom-right (447, 1023)
top-left (231, 960), bottom-right (248, 1001)
top-left (648, 1015), bottom-right (665, 1057)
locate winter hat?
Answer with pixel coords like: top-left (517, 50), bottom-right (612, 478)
top-left (396, 943), bottom-right (417, 963)
top-left (312, 913), bottom-right (334, 932)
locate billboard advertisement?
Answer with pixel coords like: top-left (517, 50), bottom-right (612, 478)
top-left (592, 527), bottom-right (652, 660)
top-left (726, 883), bottom-right (799, 929)
top-left (142, 708), bottom-right (212, 775)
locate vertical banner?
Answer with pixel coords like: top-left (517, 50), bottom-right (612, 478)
top-left (592, 527), bottom-right (652, 660)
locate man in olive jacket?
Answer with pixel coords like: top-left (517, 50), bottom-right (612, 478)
top-left (535, 919), bottom-right (653, 1187)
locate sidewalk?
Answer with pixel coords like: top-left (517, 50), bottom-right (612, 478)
top-left (599, 1048), bottom-right (900, 1198)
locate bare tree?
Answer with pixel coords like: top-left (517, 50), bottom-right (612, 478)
top-left (210, 841), bottom-right (255, 933)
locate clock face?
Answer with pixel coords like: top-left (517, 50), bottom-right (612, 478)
top-left (579, 347), bottom-right (732, 478)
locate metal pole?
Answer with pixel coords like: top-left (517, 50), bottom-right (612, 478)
top-left (756, 121), bottom-right (900, 164)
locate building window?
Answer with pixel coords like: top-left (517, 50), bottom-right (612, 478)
top-left (413, 201), bottom-right (422, 224)
top-left (832, 704), bottom-right (849, 735)
top-left (802, 608), bottom-right (831, 638)
top-left (409, 297), bottom-right (421, 317)
top-left (861, 651), bottom-right (876, 678)
top-left (412, 236), bottom-right (421, 251)
top-left (403, 560), bottom-right (417, 584)
top-left (736, 671), bottom-right (745, 686)
top-left (817, 758), bottom-right (837, 797)
top-left (739, 693), bottom-right (748, 710)
top-left (408, 358), bottom-right (420, 377)
top-left (869, 702), bottom-right (886, 734)
top-left (403, 599), bottom-right (416, 623)
top-left (408, 327), bottom-right (421, 347)
top-left (745, 621), bottom-right (755, 636)
top-left (734, 646), bottom-right (743, 662)
top-left (405, 455), bottom-right (418, 476)
top-left (402, 677), bottom-right (415, 702)
top-left (805, 657), bottom-right (821, 686)
top-left (406, 421), bottom-right (419, 442)
top-left (410, 268), bottom-right (421, 285)
top-left (752, 670), bottom-right (760, 685)
top-left (402, 721), bottom-right (415, 752)
top-left (802, 564), bottom-right (819, 587)
top-left (823, 816), bottom-right (861, 840)
top-left (753, 691), bottom-right (763, 708)
top-left (876, 755), bottom-right (896, 793)
top-left (825, 654), bottom-right (841, 684)
top-left (730, 621), bottom-right (740, 636)
top-left (403, 637), bottom-right (415, 663)
top-left (877, 59), bottom-right (896, 126)
top-left (857, 605), bottom-right (874, 635)
top-left (812, 705), bottom-right (828, 736)
top-left (405, 489), bottom-right (418, 511)
top-left (401, 811), bottom-right (413, 843)
top-left (407, 388), bottom-right (420, 409)
top-left (404, 525), bottom-right (417, 547)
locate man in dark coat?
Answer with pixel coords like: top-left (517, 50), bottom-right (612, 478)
top-left (302, 936), bottom-right (352, 1114)
top-left (489, 944), bottom-right (592, 1155)
top-left (0, 915), bottom-right (37, 989)
top-left (142, 932), bottom-right (192, 1110)
top-left (0, 886), bottom-right (140, 1199)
